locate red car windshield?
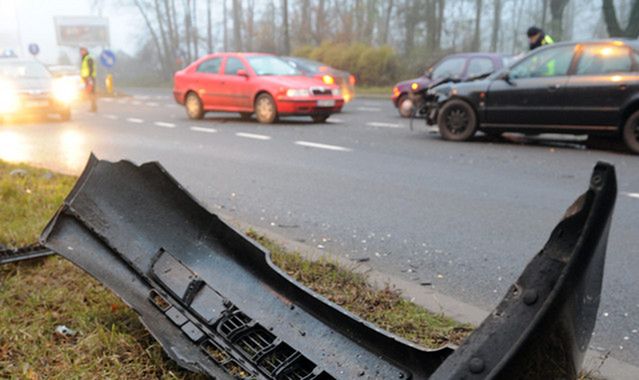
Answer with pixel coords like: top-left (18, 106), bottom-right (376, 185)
top-left (247, 56), bottom-right (301, 76)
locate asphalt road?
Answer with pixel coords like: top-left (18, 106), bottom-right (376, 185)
top-left (1, 88), bottom-right (638, 367)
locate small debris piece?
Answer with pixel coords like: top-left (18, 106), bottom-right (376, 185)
top-left (54, 325), bottom-right (77, 339)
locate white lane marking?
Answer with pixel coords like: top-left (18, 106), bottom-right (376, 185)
top-left (146, 102), bottom-right (159, 107)
top-left (295, 141), bottom-right (352, 152)
top-left (236, 132), bottom-right (271, 140)
top-left (366, 122), bottom-right (401, 128)
top-left (103, 114), bottom-right (119, 120)
top-left (132, 100), bottom-right (142, 106)
top-left (165, 103), bottom-right (180, 107)
top-left (134, 95), bottom-right (150, 100)
top-left (622, 192), bottom-right (639, 199)
top-left (154, 121), bottom-right (176, 128)
top-left (117, 99), bottom-right (127, 104)
top-left (126, 117), bottom-right (144, 124)
top-left (102, 98), bottom-right (113, 103)
top-left (190, 126), bottom-right (218, 133)
top-left (357, 106), bottom-right (381, 112)
top-left (328, 118), bottom-right (343, 123)
top-left (155, 95), bottom-right (166, 99)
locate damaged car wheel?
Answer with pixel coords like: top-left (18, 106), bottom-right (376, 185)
top-left (437, 99), bottom-right (477, 141)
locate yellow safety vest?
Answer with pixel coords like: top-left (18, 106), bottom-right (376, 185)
top-left (81, 55), bottom-right (97, 79)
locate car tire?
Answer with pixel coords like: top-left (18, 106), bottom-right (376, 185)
top-left (60, 108), bottom-right (71, 121)
top-left (254, 93), bottom-right (277, 124)
top-left (239, 112), bottom-right (252, 121)
top-left (311, 114), bottom-right (330, 123)
top-left (622, 110), bottom-right (639, 154)
top-left (397, 95), bottom-right (413, 118)
top-left (185, 92), bottom-right (204, 120)
top-left (437, 99), bottom-right (478, 141)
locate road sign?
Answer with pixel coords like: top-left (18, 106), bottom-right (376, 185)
top-left (100, 49), bottom-right (116, 68)
top-left (28, 43), bottom-right (39, 56)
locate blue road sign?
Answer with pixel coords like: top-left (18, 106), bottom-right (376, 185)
top-left (28, 43), bottom-right (39, 56)
top-left (100, 49), bottom-right (116, 68)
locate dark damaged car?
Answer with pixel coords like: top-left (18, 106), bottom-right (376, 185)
top-left (392, 53), bottom-right (511, 117)
top-left (424, 39), bottom-right (639, 154)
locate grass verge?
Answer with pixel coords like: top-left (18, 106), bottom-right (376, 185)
top-left (356, 85), bottom-right (393, 97)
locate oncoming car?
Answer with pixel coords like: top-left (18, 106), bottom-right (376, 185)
top-left (425, 40), bottom-right (639, 154)
top-left (173, 53), bottom-right (344, 124)
top-left (0, 59), bottom-right (77, 122)
top-left (281, 56), bottom-right (356, 103)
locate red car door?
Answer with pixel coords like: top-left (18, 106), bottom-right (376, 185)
top-left (219, 56), bottom-right (253, 111)
top-left (192, 56), bottom-right (223, 109)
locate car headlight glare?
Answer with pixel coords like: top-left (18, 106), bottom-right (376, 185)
top-left (53, 78), bottom-right (78, 104)
top-left (411, 82), bottom-right (419, 91)
top-left (0, 80), bottom-right (19, 113)
top-left (286, 89), bottom-right (310, 97)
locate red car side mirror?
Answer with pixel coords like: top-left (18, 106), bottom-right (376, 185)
top-left (236, 69), bottom-right (248, 78)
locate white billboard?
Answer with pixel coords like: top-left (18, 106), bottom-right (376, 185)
top-left (54, 16), bottom-right (110, 47)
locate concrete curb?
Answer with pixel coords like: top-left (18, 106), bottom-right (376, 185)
top-left (221, 214), bottom-right (639, 380)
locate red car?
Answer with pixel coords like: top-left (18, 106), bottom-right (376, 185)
top-left (173, 53), bottom-right (344, 123)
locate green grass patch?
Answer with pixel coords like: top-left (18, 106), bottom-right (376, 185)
top-left (247, 230), bottom-right (471, 347)
top-left (0, 159), bottom-right (471, 378)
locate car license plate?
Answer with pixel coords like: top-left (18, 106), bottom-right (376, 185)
top-left (27, 100), bottom-right (48, 107)
top-left (317, 99), bottom-right (335, 107)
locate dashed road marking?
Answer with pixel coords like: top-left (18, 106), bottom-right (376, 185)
top-left (146, 102), bottom-right (159, 107)
top-left (117, 99), bottom-right (127, 104)
top-left (132, 101), bottom-right (142, 106)
top-left (366, 122), bottom-right (401, 128)
top-left (134, 95), bottom-right (150, 100)
top-left (328, 118), bottom-right (343, 123)
top-left (190, 126), bottom-right (218, 133)
top-left (126, 117), bottom-right (144, 124)
top-left (102, 98), bottom-right (113, 103)
top-left (236, 132), bottom-right (271, 140)
top-left (154, 121), bottom-right (176, 128)
top-left (103, 114), bottom-right (119, 120)
top-left (357, 107), bottom-right (381, 112)
top-left (622, 192), bottom-right (639, 199)
top-left (295, 141), bottom-right (352, 152)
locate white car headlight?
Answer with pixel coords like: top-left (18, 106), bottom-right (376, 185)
top-left (286, 88), bottom-right (310, 97)
top-left (331, 88), bottom-right (341, 96)
top-left (0, 80), bottom-right (19, 113)
top-left (53, 77), bottom-right (79, 104)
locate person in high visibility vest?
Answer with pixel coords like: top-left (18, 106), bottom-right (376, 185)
top-left (80, 47), bottom-right (97, 112)
top-left (527, 26), bottom-right (554, 51)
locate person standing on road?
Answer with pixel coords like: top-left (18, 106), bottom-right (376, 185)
top-left (527, 26), bottom-right (554, 51)
top-left (80, 47), bottom-right (97, 112)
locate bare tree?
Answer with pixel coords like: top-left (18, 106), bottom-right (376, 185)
top-left (282, 0), bottom-right (291, 54)
top-left (206, 0), bottom-right (213, 52)
top-left (602, 0), bottom-right (639, 38)
top-left (490, 0), bottom-right (502, 51)
top-left (548, 0), bottom-right (570, 40)
top-left (471, 0), bottom-right (483, 51)
top-left (232, 0), bottom-right (243, 51)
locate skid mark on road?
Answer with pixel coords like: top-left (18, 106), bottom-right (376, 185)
top-left (366, 122), bottom-right (402, 128)
top-left (154, 121), bottom-right (176, 128)
top-left (126, 118), bottom-right (144, 124)
top-left (236, 132), bottom-right (271, 140)
top-left (190, 126), bottom-right (218, 133)
top-left (295, 141), bottom-right (352, 152)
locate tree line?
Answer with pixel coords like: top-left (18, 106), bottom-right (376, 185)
top-left (107, 0), bottom-right (639, 84)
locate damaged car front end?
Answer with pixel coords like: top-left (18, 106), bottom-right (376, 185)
top-left (35, 156), bottom-right (616, 379)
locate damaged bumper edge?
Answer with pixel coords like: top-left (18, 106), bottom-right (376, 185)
top-left (40, 156), bottom-right (616, 379)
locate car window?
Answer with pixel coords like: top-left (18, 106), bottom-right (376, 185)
top-left (576, 45), bottom-right (632, 75)
top-left (247, 56), bottom-right (301, 76)
top-left (431, 58), bottom-right (466, 80)
top-left (509, 45), bottom-right (575, 79)
top-left (467, 58), bottom-right (495, 77)
top-left (224, 57), bottom-right (246, 75)
top-left (196, 57), bottom-right (222, 74)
